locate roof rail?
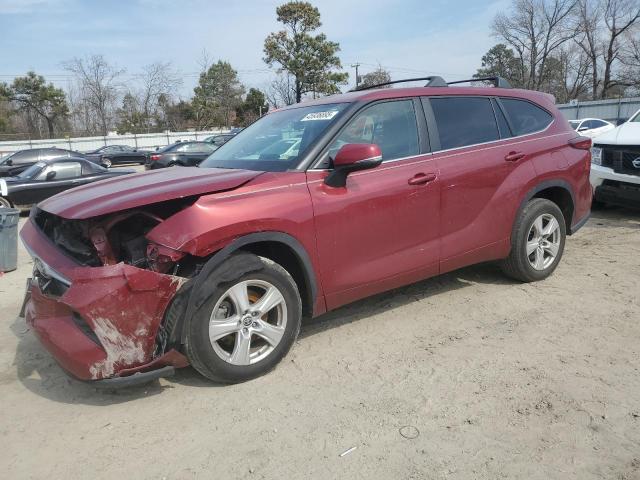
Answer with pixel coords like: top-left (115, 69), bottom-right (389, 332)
top-left (349, 75), bottom-right (512, 92)
top-left (447, 76), bottom-right (512, 88)
top-left (350, 76), bottom-right (448, 92)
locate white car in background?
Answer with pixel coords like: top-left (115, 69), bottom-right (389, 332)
top-left (590, 109), bottom-right (640, 208)
top-left (569, 118), bottom-right (615, 138)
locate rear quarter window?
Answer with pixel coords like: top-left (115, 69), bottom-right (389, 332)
top-left (500, 98), bottom-right (553, 136)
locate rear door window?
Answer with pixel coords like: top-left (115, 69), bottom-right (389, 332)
top-left (429, 97), bottom-right (500, 150)
top-left (500, 98), bottom-right (553, 136)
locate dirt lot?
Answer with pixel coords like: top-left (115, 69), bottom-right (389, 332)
top-left (1, 207), bottom-right (639, 480)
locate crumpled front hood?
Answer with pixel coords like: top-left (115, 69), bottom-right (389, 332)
top-left (39, 167), bottom-right (264, 219)
top-left (594, 121), bottom-right (640, 145)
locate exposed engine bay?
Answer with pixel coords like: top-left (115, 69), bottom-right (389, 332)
top-left (33, 199), bottom-right (202, 277)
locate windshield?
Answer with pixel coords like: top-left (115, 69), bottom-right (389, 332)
top-left (569, 120), bottom-right (580, 130)
top-left (199, 103), bottom-right (349, 171)
top-left (17, 161), bottom-right (46, 179)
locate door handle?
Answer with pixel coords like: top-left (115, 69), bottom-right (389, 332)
top-left (408, 173), bottom-right (437, 185)
top-left (505, 151), bottom-right (526, 162)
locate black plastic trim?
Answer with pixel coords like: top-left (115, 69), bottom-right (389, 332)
top-left (570, 212), bottom-right (590, 234)
top-left (92, 366), bottom-right (175, 388)
top-left (516, 179), bottom-right (576, 233)
top-left (420, 97), bottom-right (441, 152)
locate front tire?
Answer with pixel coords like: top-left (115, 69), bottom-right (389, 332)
top-left (0, 197), bottom-right (12, 208)
top-left (186, 253), bottom-right (302, 383)
top-left (101, 157), bottom-right (112, 168)
top-left (501, 198), bottom-right (566, 282)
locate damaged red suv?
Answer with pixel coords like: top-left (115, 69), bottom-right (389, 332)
top-left (20, 76), bottom-right (592, 385)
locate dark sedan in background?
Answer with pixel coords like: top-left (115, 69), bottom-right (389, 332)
top-left (145, 141), bottom-right (216, 169)
top-left (0, 147), bottom-right (83, 177)
top-left (0, 157), bottom-right (134, 208)
top-left (85, 144), bottom-right (150, 167)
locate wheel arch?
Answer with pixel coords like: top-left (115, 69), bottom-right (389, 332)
top-left (175, 231), bottom-right (319, 345)
top-left (517, 180), bottom-right (576, 235)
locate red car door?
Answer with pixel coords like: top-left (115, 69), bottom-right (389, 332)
top-left (307, 99), bottom-right (441, 310)
top-left (423, 96), bottom-right (539, 273)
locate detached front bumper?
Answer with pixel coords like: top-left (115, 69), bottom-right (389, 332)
top-left (21, 219), bottom-right (189, 382)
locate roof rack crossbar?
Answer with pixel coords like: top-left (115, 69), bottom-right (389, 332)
top-left (350, 76), bottom-right (448, 91)
top-left (447, 76), bottom-right (512, 88)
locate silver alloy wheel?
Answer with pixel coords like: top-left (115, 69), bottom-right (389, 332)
top-left (209, 279), bottom-right (287, 365)
top-left (0, 197), bottom-right (11, 208)
top-left (526, 213), bottom-right (561, 270)
top-left (102, 158), bottom-right (112, 168)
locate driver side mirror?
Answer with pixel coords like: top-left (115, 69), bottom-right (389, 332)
top-left (45, 171), bottom-right (56, 181)
top-left (324, 143), bottom-right (383, 188)
top-left (577, 126), bottom-right (588, 132)
top-left (5, 159), bottom-right (12, 166)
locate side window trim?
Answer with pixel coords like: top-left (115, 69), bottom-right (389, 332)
top-left (495, 97), bottom-right (516, 136)
top-left (491, 98), bottom-right (513, 139)
top-left (413, 97), bottom-right (431, 154)
top-left (421, 97), bottom-right (441, 152)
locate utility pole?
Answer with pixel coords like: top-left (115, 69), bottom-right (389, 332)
top-left (351, 63), bottom-right (361, 88)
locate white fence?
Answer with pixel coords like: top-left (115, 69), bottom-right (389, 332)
top-left (557, 97), bottom-right (640, 124)
top-left (0, 129), bottom-right (229, 155)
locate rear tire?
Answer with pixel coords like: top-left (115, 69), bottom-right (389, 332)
top-left (186, 253), bottom-right (302, 383)
top-left (501, 198), bottom-right (566, 282)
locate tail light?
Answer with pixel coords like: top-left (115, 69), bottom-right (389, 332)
top-left (569, 136), bottom-right (592, 173)
top-left (569, 136), bottom-right (592, 150)
top-left (150, 154), bottom-right (160, 161)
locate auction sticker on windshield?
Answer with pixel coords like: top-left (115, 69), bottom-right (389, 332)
top-left (301, 111), bottom-right (339, 122)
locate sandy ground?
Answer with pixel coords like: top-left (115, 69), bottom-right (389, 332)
top-left (0, 206), bottom-right (639, 480)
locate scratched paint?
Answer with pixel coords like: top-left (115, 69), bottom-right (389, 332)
top-left (89, 317), bottom-right (146, 379)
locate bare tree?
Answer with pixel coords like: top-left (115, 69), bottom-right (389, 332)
top-left (63, 55), bottom-right (124, 135)
top-left (600, 0), bottom-right (640, 97)
top-left (493, 0), bottom-right (579, 90)
top-left (575, 0), bottom-right (603, 98)
top-left (553, 45), bottom-right (593, 101)
top-left (135, 62), bottom-right (182, 132)
top-left (574, 0), bottom-right (640, 98)
top-left (621, 32), bottom-right (640, 89)
top-left (266, 74), bottom-right (296, 108)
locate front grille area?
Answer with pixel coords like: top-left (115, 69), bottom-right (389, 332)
top-left (598, 145), bottom-right (640, 176)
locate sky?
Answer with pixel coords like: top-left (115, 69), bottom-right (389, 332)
top-left (0, 0), bottom-right (510, 97)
